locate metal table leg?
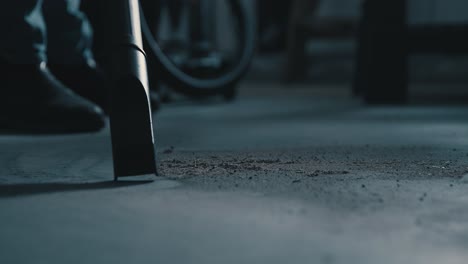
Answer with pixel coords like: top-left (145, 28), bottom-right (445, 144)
top-left (359, 0), bottom-right (409, 104)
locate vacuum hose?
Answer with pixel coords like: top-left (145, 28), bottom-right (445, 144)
top-left (140, 0), bottom-right (256, 96)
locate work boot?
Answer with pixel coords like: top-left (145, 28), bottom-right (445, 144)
top-left (49, 60), bottom-right (109, 112)
top-left (0, 60), bottom-right (106, 133)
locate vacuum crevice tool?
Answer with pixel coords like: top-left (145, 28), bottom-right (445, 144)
top-left (107, 0), bottom-right (157, 180)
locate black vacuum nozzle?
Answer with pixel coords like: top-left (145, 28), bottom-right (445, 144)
top-left (106, 0), bottom-right (157, 180)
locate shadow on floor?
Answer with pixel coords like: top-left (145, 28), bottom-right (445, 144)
top-left (0, 180), bottom-right (153, 198)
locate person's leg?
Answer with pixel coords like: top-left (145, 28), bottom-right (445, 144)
top-left (42, 0), bottom-right (94, 65)
top-left (0, 0), bottom-right (105, 132)
top-left (42, 0), bottom-right (110, 111)
top-left (0, 0), bottom-right (46, 63)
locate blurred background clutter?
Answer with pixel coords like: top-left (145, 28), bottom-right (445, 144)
top-left (82, 0), bottom-right (468, 106)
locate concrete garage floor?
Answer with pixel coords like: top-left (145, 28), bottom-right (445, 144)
top-left (2, 80), bottom-right (468, 263)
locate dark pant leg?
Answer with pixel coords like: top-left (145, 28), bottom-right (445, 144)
top-left (0, 0), bottom-right (46, 64)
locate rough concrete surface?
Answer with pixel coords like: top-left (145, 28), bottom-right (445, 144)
top-left (2, 82), bottom-right (468, 263)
